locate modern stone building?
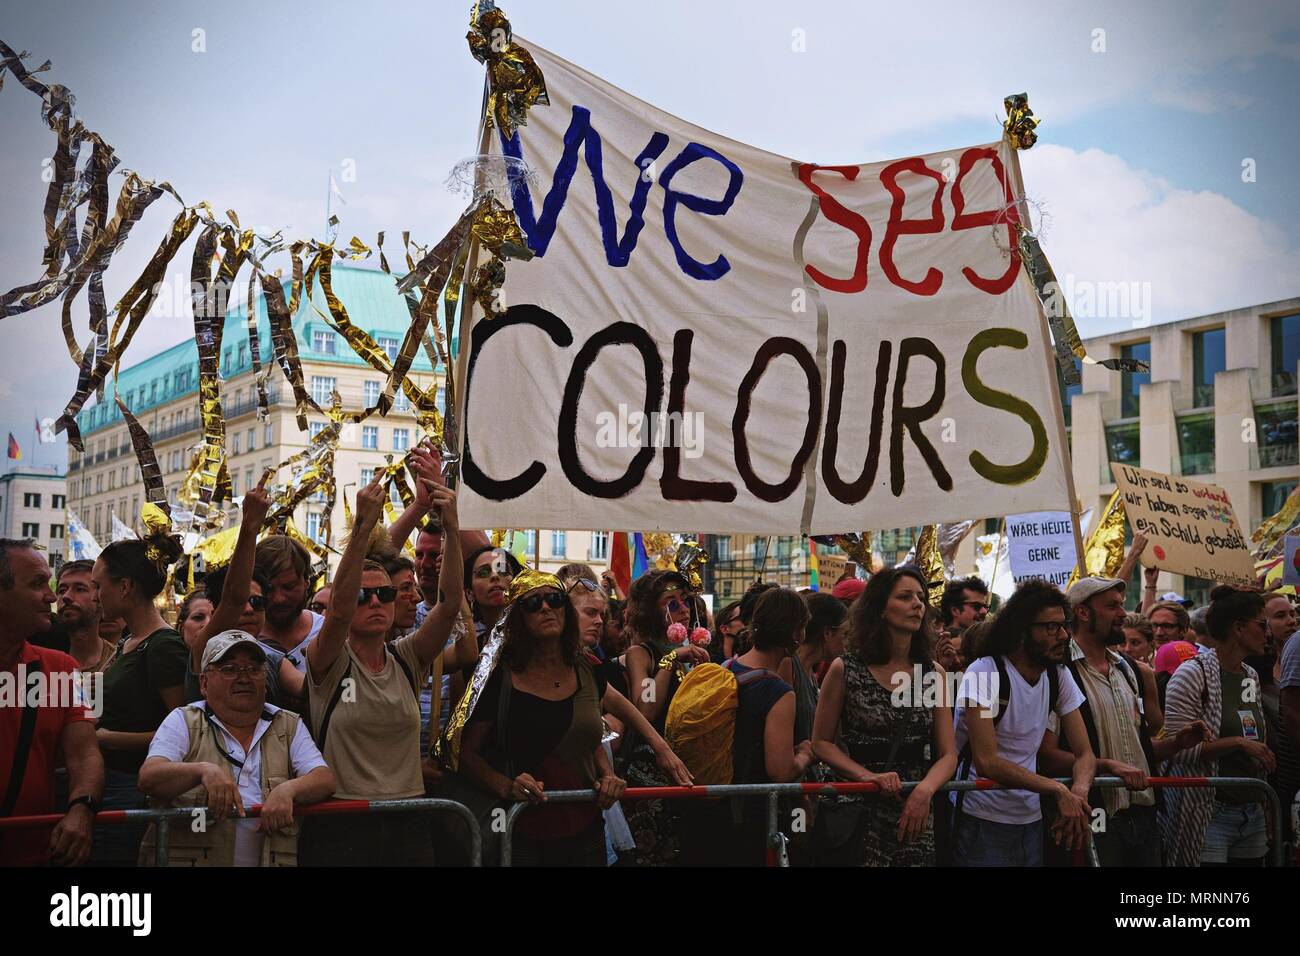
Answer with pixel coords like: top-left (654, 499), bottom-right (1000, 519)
top-left (0, 466), bottom-right (68, 567)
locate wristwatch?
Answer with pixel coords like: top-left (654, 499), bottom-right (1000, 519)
top-left (67, 795), bottom-right (100, 814)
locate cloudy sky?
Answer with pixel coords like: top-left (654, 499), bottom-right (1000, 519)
top-left (1, 0), bottom-right (1297, 465)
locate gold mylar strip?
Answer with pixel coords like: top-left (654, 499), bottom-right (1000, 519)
top-left (114, 393), bottom-right (167, 511)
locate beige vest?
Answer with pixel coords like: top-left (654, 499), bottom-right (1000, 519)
top-left (139, 706), bottom-right (301, 867)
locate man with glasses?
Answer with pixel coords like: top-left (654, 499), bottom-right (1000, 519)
top-left (939, 577), bottom-right (991, 668)
top-left (950, 580), bottom-right (1094, 866)
top-left (138, 631), bottom-right (336, 866)
top-left (1148, 600), bottom-right (1192, 651)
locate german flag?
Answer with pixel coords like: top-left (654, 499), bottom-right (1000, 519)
top-left (6, 433), bottom-right (20, 460)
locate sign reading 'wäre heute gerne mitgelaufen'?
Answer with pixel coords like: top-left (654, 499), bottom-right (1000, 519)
top-left (1111, 463), bottom-right (1256, 587)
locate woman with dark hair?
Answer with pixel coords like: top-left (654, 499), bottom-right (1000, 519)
top-left (780, 592), bottom-right (847, 743)
top-left (465, 545), bottom-right (521, 638)
top-left (177, 590), bottom-right (213, 652)
top-left (618, 570), bottom-right (711, 864)
top-left (679, 586), bottom-right (814, 866)
top-left (602, 597), bottom-right (627, 657)
top-left (811, 566), bottom-right (957, 866)
top-left (89, 536), bottom-right (190, 865)
top-left (1161, 585), bottom-right (1276, 867)
top-left (459, 570), bottom-right (628, 865)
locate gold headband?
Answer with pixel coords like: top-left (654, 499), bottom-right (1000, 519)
top-left (507, 567), bottom-right (563, 605)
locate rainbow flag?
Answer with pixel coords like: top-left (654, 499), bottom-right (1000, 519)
top-left (609, 531), bottom-right (651, 596)
top-left (808, 538), bottom-right (820, 591)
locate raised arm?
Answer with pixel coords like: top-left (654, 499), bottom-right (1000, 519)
top-left (1116, 532), bottom-right (1148, 590)
top-left (307, 473), bottom-right (386, 681)
top-left (407, 452), bottom-right (464, 669)
top-left (190, 477), bottom-right (271, 673)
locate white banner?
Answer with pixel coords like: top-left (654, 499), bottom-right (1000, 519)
top-left (1006, 511), bottom-right (1077, 587)
top-left (457, 41), bottom-right (1072, 534)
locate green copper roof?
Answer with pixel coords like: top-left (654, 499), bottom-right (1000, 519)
top-left (76, 264), bottom-right (442, 437)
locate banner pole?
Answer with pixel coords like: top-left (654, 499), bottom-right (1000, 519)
top-left (1002, 141), bottom-right (1088, 579)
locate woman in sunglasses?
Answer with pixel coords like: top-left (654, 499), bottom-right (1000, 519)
top-left (179, 475), bottom-right (305, 708)
top-left (459, 570), bottom-right (628, 866)
top-left (299, 471), bottom-right (473, 866)
top-left (1161, 585), bottom-right (1277, 867)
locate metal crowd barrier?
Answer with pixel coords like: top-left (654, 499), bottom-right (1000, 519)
top-left (0, 776), bottom-right (1282, 868)
top-left (499, 775), bottom-right (1287, 868)
top-left (0, 797), bottom-right (483, 867)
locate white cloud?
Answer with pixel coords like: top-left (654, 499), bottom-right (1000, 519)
top-left (1021, 143), bottom-right (1300, 333)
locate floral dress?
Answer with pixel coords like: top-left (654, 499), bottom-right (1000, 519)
top-left (829, 654), bottom-right (936, 866)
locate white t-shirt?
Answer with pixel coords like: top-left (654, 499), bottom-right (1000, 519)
top-left (264, 611), bottom-right (325, 674)
top-left (951, 656), bottom-right (1085, 825)
top-left (148, 701), bottom-right (328, 866)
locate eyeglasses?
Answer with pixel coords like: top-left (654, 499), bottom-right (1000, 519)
top-left (1248, 619), bottom-right (1269, 631)
top-left (245, 594), bottom-right (266, 612)
top-left (1030, 620), bottom-right (1070, 636)
top-left (519, 591), bottom-right (566, 614)
top-left (665, 597), bottom-right (688, 614)
top-left (1150, 621), bottom-right (1183, 631)
top-left (356, 586), bottom-right (397, 605)
top-left (209, 663), bottom-right (266, 679)
top-left (567, 578), bottom-right (601, 593)
top-left (962, 601), bottom-right (990, 612)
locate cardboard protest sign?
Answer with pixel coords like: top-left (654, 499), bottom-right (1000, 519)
top-left (457, 40), bottom-right (1073, 533)
top-left (1006, 511), bottom-right (1077, 586)
top-left (1111, 464), bottom-right (1256, 587)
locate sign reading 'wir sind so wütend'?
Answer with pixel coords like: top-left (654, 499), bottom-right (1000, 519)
top-left (1112, 463), bottom-right (1256, 587)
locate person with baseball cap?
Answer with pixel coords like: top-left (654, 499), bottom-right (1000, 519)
top-left (137, 631), bottom-right (335, 866)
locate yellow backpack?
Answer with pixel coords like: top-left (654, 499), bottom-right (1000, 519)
top-left (664, 660), bottom-right (779, 786)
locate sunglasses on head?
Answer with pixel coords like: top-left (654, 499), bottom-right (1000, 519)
top-left (356, 586), bottom-right (397, 605)
top-left (519, 591), bottom-right (566, 614)
top-left (567, 577), bottom-right (601, 593)
top-left (246, 594), bottom-right (267, 612)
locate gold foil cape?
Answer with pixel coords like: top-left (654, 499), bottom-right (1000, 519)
top-left (441, 613), bottom-right (501, 768)
top-left (507, 567), bottom-right (563, 603)
top-left (913, 525), bottom-right (947, 608)
top-left (1252, 483), bottom-right (1300, 559)
top-left (466, 3), bottom-right (549, 139)
top-left (1068, 490), bottom-right (1127, 588)
top-left (1002, 92), bottom-right (1039, 150)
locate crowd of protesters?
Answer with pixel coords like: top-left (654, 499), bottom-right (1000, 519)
top-left (2, 448), bottom-right (1298, 868)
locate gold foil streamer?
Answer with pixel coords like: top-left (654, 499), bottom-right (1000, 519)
top-left (1002, 92), bottom-right (1039, 150)
top-left (113, 394), bottom-right (167, 510)
top-left (259, 268), bottom-right (319, 431)
top-left (469, 194), bottom-right (533, 262)
top-left (466, 4), bottom-right (549, 139)
top-left (140, 502), bottom-right (182, 571)
top-left (1068, 490), bottom-right (1127, 588)
top-left (246, 266), bottom-right (270, 422)
top-left (442, 613), bottom-right (500, 768)
top-left (1252, 482), bottom-right (1300, 559)
top-left (913, 525), bottom-right (947, 608)
top-left (1018, 228), bottom-right (1150, 388)
top-left (192, 526), bottom-right (239, 569)
top-left (674, 540), bottom-right (708, 591)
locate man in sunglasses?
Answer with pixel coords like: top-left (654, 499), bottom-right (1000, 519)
top-left (139, 631), bottom-right (336, 866)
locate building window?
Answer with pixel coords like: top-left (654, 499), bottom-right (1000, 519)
top-left (776, 536), bottom-right (793, 561)
top-left (237, 343), bottom-right (247, 367)
top-left (52, 494), bottom-right (65, 510)
top-left (394, 391), bottom-right (410, 412)
top-left (309, 421), bottom-right (326, 440)
top-left (362, 426), bottom-right (378, 450)
top-left (524, 530), bottom-right (537, 555)
top-left (590, 532), bottom-right (609, 561)
top-left (393, 428), bottom-right (410, 451)
top-left (377, 335), bottom-right (399, 362)
top-left (360, 467), bottom-right (375, 486)
top-left (96, 475), bottom-right (103, 493)
top-left (21, 522), bottom-right (39, 537)
top-left (310, 376), bottom-right (336, 405)
top-left (231, 472), bottom-right (239, 496)
top-left (550, 530), bottom-right (567, 556)
top-left (264, 423), bottom-right (274, 446)
top-left (435, 386), bottom-right (446, 413)
top-left (312, 329), bottom-right (336, 355)
top-left (1255, 400), bottom-right (1299, 468)
top-left (1191, 328), bottom-right (1225, 408)
top-left (364, 380), bottom-right (381, 406)
top-left (247, 427), bottom-right (255, 452)
top-left (231, 433), bottom-right (241, 456)
top-left (1120, 342), bottom-right (1150, 418)
top-left (131, 496), bottom-right (139, 517)
top-left (244, 468), bottom-right (254, 493)
top-left (1176, 413), bottom-right (1215, 476)
top-left (50, 524), bottom-right (64, 539)
top-left (1105, 421), bottom-right (1141, 482)
top-left (716, 536), bottom-right (731, 562)
top-left (1271, 313), bottom-right (1300, 396)
top-left (306, 512), bottom-right (324, 543)
top-left (23, 493), bottom-right (41, 508)
top-left (1262, 480), bottom-right (1298, 520)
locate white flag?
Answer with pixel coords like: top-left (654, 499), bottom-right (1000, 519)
top-left (329, 172), bottom-right (347, 206)
top-left (38, 418), bottom-right (57, 444)
top-left (66, 511), bottom-right (102, 561)
top-left (110, 513), bottom-right (138, 542)
top-left (974, 532), bottom-right (1014, 601)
